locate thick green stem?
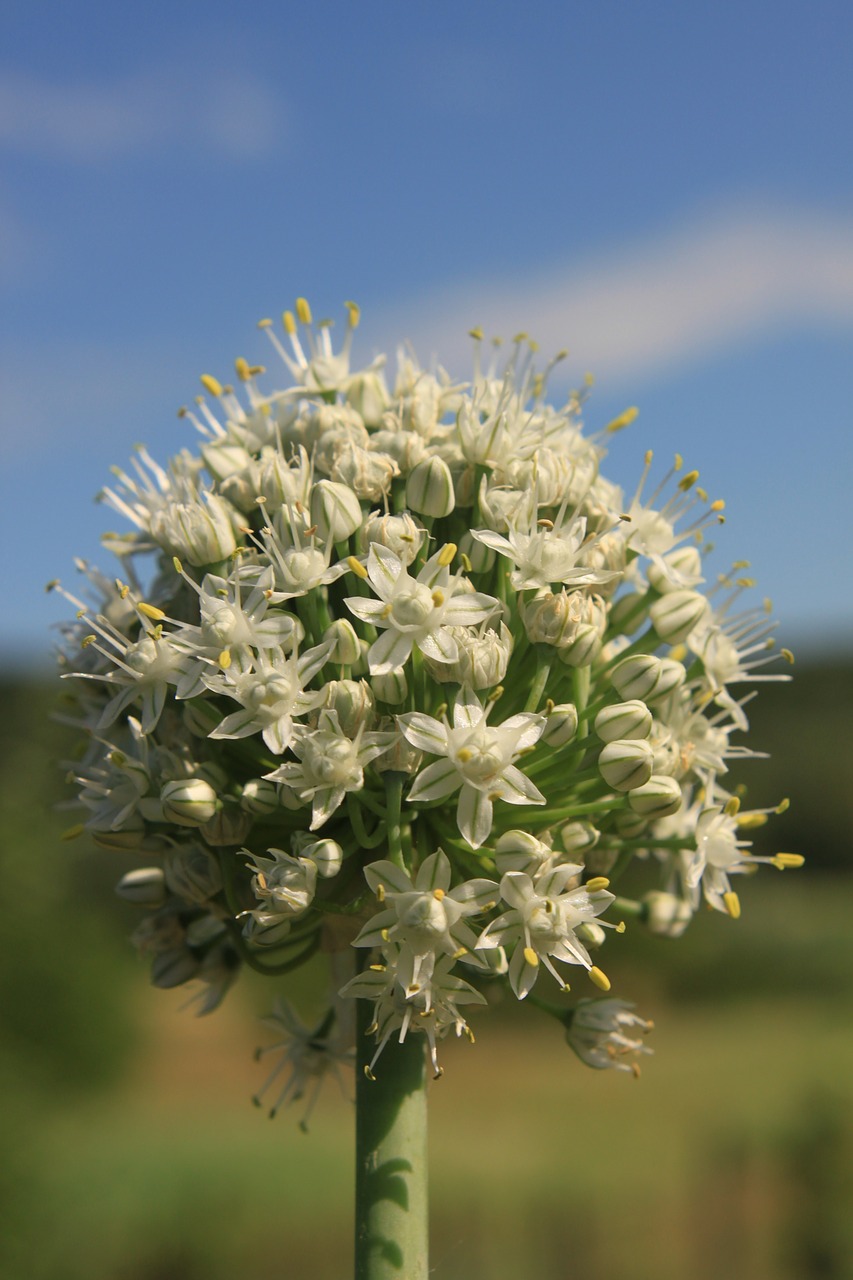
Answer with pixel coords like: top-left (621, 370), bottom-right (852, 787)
top-left (355, 1000), bottom-right (429, 1280)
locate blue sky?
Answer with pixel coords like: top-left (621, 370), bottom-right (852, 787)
top-left (2, 0), bottom-right (852, 665)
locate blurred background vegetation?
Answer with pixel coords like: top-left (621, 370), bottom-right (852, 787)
top-left (1, 657), bottom-right (851, 1280)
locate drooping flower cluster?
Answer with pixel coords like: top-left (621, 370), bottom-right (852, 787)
top-left (53, 300), bottom-right (800, 1110)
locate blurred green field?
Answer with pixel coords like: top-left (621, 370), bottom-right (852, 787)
top-left (2, 662), bottom-right (852, 1280)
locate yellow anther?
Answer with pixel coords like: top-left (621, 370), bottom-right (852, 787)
top-left (117, 582), bottom-right (130, 600)
top-left (487, 685), bottom-right (504, 702)
top-left (723, 891), bottom-right (741, 919)
top-left (364, 1066), bottom-right (376, 1082)
top-left (219, 649), bottom-right (231, 669)
top-left (376, 884), bottom-right (385, 902)
top-left (199, 374), bottom-right (223, 397)
top-left (468, 326), bottom-right (484, 340)
top-left (437, 542), bottom-right (457, 566)
top-left (736, 576), bottom-right (756, 588)
top-left (345, 300), bottom-right (360, 328)
top-left (678, 469), bottom-right (700, 491)
top-left (257, 317), bottom-right (273, 328)
top-left (149, 624), bottom-right (163, 641)
top-left (724, 796), bottom-right (740, 817)
top-left (737, 812), bottom-right (768, 829)
top-left (433, 888), bottom-right (446, 901)
top-left (605, 406), bottom-right (639, 433)
top-left (379, 604), bottom-right (392, 619)
top-left (81, 634), bottom-right (97, 647)
top-left (368, 963), bottom-right (385, 972)
top-left (513, 331), bottom-right (528, 343)
top-left (62, 823), bottom-right (86, 841)
top-left (615, 921), bottom-right (627, 933)
top-left (585, 877), bottom-right (610, 892)
top-left (282, 310), bottom-right (296, 334)
top-left (523, 947), bottom-right (539, 968)
top-left (380, 928), bottom-right (390, 942)
top-left (456, 748), bottom-right (473, 763)
top-left (589, 966), bottom-right (611, 991)
top-left (781, 648), bottom-right (795, 665)
top-left (775, 797), bottom-right (790, 814)
top-left (644, 449), bottom-right (654, 465)
top-left (537, 517), bottom-right (555, 529)
top-left (773, 853), bottom-right (804, 869)
top-left (173, 557), bottom-right (184, 574)
top-left (669, 643), bottom-right (687, 662)
top-left (696, 486), bottom-right (708, 501)
top-left (710, 499), bottom-right (725, 512)
top-left (631, 1062), bottom-right (641, 1079)
top-left (431, 589), bottom-right (445, 607)
top-left (138, 602), bottom-right (165, 621)
top-left (295, 297), bottom-right (312, 324)
top-left (177, 405), bottom-right (188, 418)
top-left (452, 946), bottom-right (467, 959)
top-left (460, 553), bottom-right (473, 572)
top-left (235, 356), bottom-right (251, 381)
top-left (584, 371), bottom-right (595, 386)
top-left (674, 453), bottom-right (683, 470)
top-left (347, 556), bottom-right (368, 579)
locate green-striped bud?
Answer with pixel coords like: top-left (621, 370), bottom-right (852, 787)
top-left (610, 654), bottom-right (663, 701)
top-left (164, 845), bottom-right (222, 903)
top-left (627, 775), bottom-right (683, 817)
top-left (649, 590), bottom-right (710, 644)
top-left (310, 479), bottom-right (363, 542)
top-left (406, 456), bottom-right (456, 517)
top-left (115, 867), bottom-right (166, 908)
top-left (598, 739), bottom-right (654, 791)
top-left (642, 890), bottom-right (693, 938)
top-left (595, 700), bottom-right (652, 742)
top-left (160, 778), bottom-right (219, 827)
top-left (542, 702), bottom-right (579, 747)
top-left (323, 618), bottom-right (362, 665)
top-left (371, 668), bottom-right (408, 704)
top-left (241, 778), bottom-right (281, 816)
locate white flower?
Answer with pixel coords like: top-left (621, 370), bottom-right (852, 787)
top-left (476, 867), bottom-right (617, 999)
top-left (472, 491), bottom-right (620, 593)
top-left (565, 998), bottom-right (653, 1075)
top-left (398, 686), bottom-right (546, 848)
top-left (345, 543), bottom-right (499, 675)
top-left (204, 641), bottom-right (333, 754)
top-left (253, 998), bottom-right (353, 1125)
top-left (352, 851), bottom-right (499, 992)
top-left (265, 709), bottom-right (393, 829)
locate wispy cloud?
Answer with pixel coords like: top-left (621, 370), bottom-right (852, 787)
top-left (0, 64), bottom-right (284, 161)
top-left (371, 206), bottom-right (853, 385)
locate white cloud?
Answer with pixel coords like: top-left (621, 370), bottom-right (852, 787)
top-left (370, 206), bottom-right (853, 386)
top-left (0, 65), bottom-right (283, 161)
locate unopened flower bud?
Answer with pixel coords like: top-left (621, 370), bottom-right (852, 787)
top-left (201, 807), bottom-right (252, 847)
top-left (151, 492), bottom-right (238, 567)
top-left (324, 618), bottom-right (362, 665)
top-left (310, 479), bottom-right (364, 542)
top-left (611, 654), bottom-right (663, 700)
top-left (423, 622), bottom-right (513, 689)
top-left (598, 739), bottom-right (654, 791)
top-left (115, 867), bottom-right (166, 908)
top-left (647, 657), bottom-right (686, 702)
top-left (557, 622), bottom-right (603, 668)
top-left (559, 821), bottom-right (600, 855)
top-left (164, 845), bottom-right (223, 903)
top-left (595, 700), bottom-right (652, 742)
top-left (151, 947), bottom-right (200, 989)
top-left (542, 702), bottom-right (579, 747)
top-left (360, 511), bottom-right (425, 565)
top-left (576, 922), bottom-right (606, 948)
top-left (161, 778), bottom-right (219, 827)
top-left (371, 668), bottom-right (408, 704)
top-left (495, 829), bottom-right (555, 874)
top-left (242, 913), bottom-right (294, 948)
top-left (241, 778), bottom-right (281, 816)
top-left (292, 835), bottom-right (344, 878)
top-left (607, 591), bottom-right (649, 635)
top-left (642, 890), bottom-right (693, 938)
top-left (406, 456), bottom-right (456, 517)
top-left (92, 826), bottom-right (169, 854)
top-left (649, 590), bottom-right (710, 644)
top-left (322, 678), bottom-right (375, 735)
top-left (628, 775), bottom-right (683, 817)
top-left (345, 369), bottom-right (390, 426)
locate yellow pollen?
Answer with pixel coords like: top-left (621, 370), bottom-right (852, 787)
top-left (452, 946), bottom-right (467, 959)
top-left (431, 589), bottom-right (445, 607)
top-left (605, 406), bottom-right (639, 433)
top-left (380, 928), bottom-right (390, 942)
top-left (644, 449), bottom-right (654, 465)
top-left (674, 453), bottom-right (683, 470)
top-left (736, 576), bottom-right (756, 588)
top-left (615, 921), bottom-right (627, 933)
top-left (584, 372), bottom-right (595, 386)
top-left (433, 888), bottom-right (445, 901)
top-left (585, 877), bottom-right (610, 892)
top-left (523, 947), bottom-right (539, 968)
top-left (376, 884), bottom-right (385, 902)
top-left (460, 553), bottom-right (473, 572)
top-left (773, 853), bottom-right (805, 869)
top-left (219, 649), bottom-right (231, 669)
top-left (513, 331), bottom-right (528, 343)
top-left (456, 748), bottom-right (473, 763)
top-left (282, 310), bottom-right (296, 334)
top-left (487, 685), bottom-right (504, 702)
top-left (369, 963), bottom-right (385, 972)
top-left (781, 648), bottom-right (795, 664)
top-left (138, 602), bottom-right (165, 621)
top-left (710, 499), bottom-right (726, 512)
top-left (379, 604), bottom-right (392, 619)
top-left (631, 1062), bottom-right (641, 1079)
top-left (81, 634), bottom-right (97, 648)
top-left (437, 542), bottom-right (457, 566)
top-left (347, 556), bottom-right (368, 579)
top-left (669, 643), bottom-right (687, 662)
top-left (177, 406), bottom-right (188, 418)
top-left (537, 517), bottom-right (554, 529)
top-left (61, 823), bottom-right (85, 841)
top-left (775, 797), bottom-right (790, 813)
top-left (678, 469), bottom-right (699, 490)
top-left (345, 300), bottom-right (360, 328)
top-left (737, 812), bottom-right (768, 829)
top-left (364, 1066), bottom-right (376, 1082)
top-left (487, 790), bottom-right (503, 802)
top-left (117, 582), bottom-right (130, 600)
top-left (723, 891), bottom-right (741, 919)
top-left (589, 966), bottom-right (611, 991)
top-left (696, 486), bottom-right (708, 501)
top-left (295, 297), bottom-right (312, 324)
top-left (199, 374), bottom-right (223, 397)
top-left (724, 796), bottom-right (741, 817)
top-left (234, 357), bottom-right (251, 381)
top-left (257, 318), bottom-right (273, 328)
top-left (468, 326), bottom-right (484, 340)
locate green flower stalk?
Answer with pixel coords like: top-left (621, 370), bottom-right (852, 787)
top-left (52, 299), bottom-right (802, 1277)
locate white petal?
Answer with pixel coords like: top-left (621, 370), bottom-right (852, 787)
top-left (407, 759), bottom-right (462, 803)
top-left (368, 628), bottom-right (414, 675)
top-left (396, 712), bottom-right (449, 754)
top-left (414, 850), bottom-right (452, 892)
top-left (457, 785), bottom-right (493, 849)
